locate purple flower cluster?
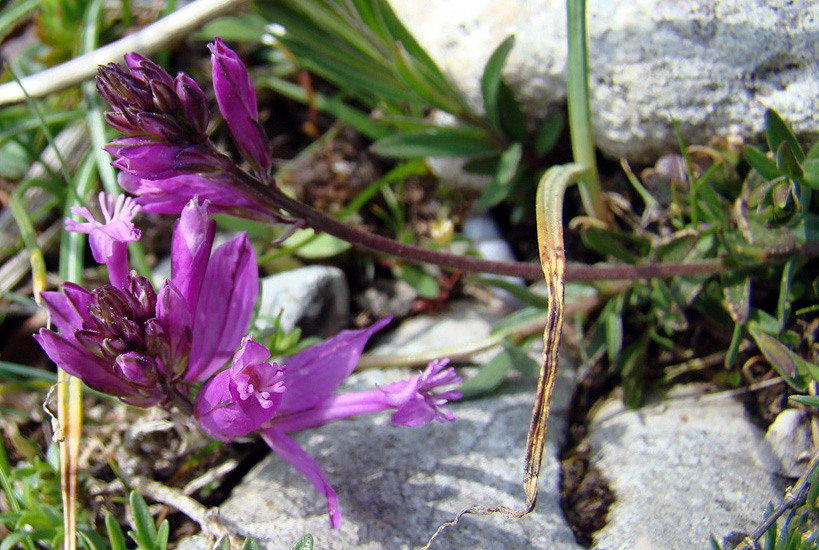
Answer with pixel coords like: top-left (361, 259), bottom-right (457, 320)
top-left (96, 38), bottom-right (273, 219)
top-left (36, 38), bottom-right (464, 529)
top-left (37, 192), bottom-right (460, 527)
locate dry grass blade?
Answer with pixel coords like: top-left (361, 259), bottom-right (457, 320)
top-left (0, 0), bottom-right (250, 106)
top-left (421, 164), bottom-right (585, 549)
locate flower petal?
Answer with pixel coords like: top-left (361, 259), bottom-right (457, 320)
top-left (35, 329), bottom-right (136, 396)
top-left (278, 316), bottom-right (392, 414)
top-left (261, 428), bottom-right (341, 529)
top-left (209, 38), bottom-right (272, 174)
top-left (40, 288), bottom-right (86, 333)
top-left (186, 233), bottom-right (258, 382)
top-left (171, 198), bottom-right (215, 313)
top-left (155, 280), bottom-right (192, 380)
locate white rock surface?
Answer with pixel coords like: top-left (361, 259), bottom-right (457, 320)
top-left (390, 0), bottom-right (819, 163)
top-left (586, 387), bottom-right (789, 549)
top-left (180, 371), bottom-right (579, 550)
top-left (257, 265), bottom-right (349, 338)
top-left (760, 408), bottom-right (814, 478)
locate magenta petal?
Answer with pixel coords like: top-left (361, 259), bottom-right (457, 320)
top-left (209, 38), bottom-right (271, 174)
top-left (389, 397), bottom-right (436, 427)
top-left (118, 172), bottom-right (270, 218)
top-left (194, 351), bottom-right (283, 439)
top-left (194, 369), bottom-right (245, 440)
top-left (261, 427), bottom-right (341, 529)
top-left (40, 289), bottom-right (85, 333)
top-left (278, 316), bottom-right (392, 414)
top-left (155, 280), bottom-right (192, 380)
top-left (186, 233), bottom-right (258, 382)
top-left (35, 329), bottom-right (135, 396)
top-left (171, 198), bottom-right (215, 313)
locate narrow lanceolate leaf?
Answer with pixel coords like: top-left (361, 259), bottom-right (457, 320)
top-left (743, 146), bottom-right (780, 182)
top-left (765, 108), bottom-right (804, 163)
top-left (371, 127), bottom-right (496, 158)
top-left (481, 35), bottom-right (516, 131)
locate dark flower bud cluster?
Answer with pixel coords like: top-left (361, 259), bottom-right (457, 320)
top-left (97, 53), bottom-right (209, 145)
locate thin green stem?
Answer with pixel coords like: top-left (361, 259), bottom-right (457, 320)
top-left (566, 0), bottom-right (611, 226)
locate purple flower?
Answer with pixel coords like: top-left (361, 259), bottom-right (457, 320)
top-left (209, 37), bottom-right (272, 176)
top-left (98, 42), bottom-right (277, 219)
top-left (97, 55), bottom-right (209, 144)
top-left (248, 321), bottom-right (461, 529)
top-left (104, 138), bottom-right (231, 180)
top-left (118, 173), bottom-right (271, 219)
top-left (196, 336), bottom-right (286, 439)
top-left (64, 192), bottom-right (141, 288)
top-left (36, 195), bottom-right (258, 405)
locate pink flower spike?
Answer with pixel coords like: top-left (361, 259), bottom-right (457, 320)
top-left (65, 192), bottom-right (141, 288)
top-left (380, 359), bottom-right (462, 427)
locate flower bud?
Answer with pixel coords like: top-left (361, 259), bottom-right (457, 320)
top-left (115, 352), bottom-right (159, 388)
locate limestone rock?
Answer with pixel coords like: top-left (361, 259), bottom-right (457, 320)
top-left (760, 408), bottom-right (814, 478)
top-left (390, 0), bottom-right (819, 163)
top-left (180, 371), bottom-right (579, 550)
top-left (257, 265), bottom-right (349, 338)
top-left (585, 387), bottom-right (789, 549)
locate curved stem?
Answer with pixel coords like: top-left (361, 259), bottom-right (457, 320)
top-left (227, 167), bottom-right (819, 283)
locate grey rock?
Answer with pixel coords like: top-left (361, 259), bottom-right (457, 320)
top-left (586, 387), bottom-right (789, 549)
top-left (186, 370), bottom-right (579, 550)
top-left (257, 266), bottom-right (349, 338)
top-left (367, 299), bottom-right (505, 365)
top-left (760, 408), bottom-right (814, 478)
top-left (355, 279), bottom-right (418, 319)
top-left (390, 0), bottom-right (819, 163)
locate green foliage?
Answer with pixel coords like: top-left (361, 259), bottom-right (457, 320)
top-left (253, 0), bottom-right (562, 218)
top-left (577, 109), bottom-right (818, 408)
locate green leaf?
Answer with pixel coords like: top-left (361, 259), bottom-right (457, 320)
top-left (105, 514), bottom-right (127, 550)
top-left (748, 326), bottom-right (808, 391)
top-left (721, 273), bottom-right (751, 325)
top-left (155, 520), bottom-right (169, 550)
top-left (765, 108), bottom-right (804, 163)
top-left (775, 141), bottom-right (804, 180)
top-left (291, 534), bottom-right (314, 550)
top-left (459, 348), bottom-right (514, 399)
top-left (533, 114), bottom-right (563, 157)
top-left (469, 277), bottom-right (547, 308)
top-left (284, 228), bottom-right (352, 259)
top-left (790, 394), bottom-right (819, 407)
top-left (192, 14), bottom-right (268, 42)
top-left (603, 295), bottom-right (625, 364)
top-left (481, 35), bottom-right (516, 131)
top-left (743, 146), bottom-right (780, 181)
top-left (393, 42), bottom-right (463, 113)
top-left (724, 323), bottom-right (743, 369)
top-left (618, 331), bottom-right (649, 408)
top-left (801, 158), bottom-right (819, 190)
top-left (128, 492), bottom-right (156, 549)
top-left (212, 536), bottom-right (230, 550)
top-left (242, 537), bottom-right (262, 550)
top-left (495, 142), bottom-right (523, 186)
top-left (580, 227), bottom-right (639, 264)
top-left (491, 306), bottom-right (546, 337)
top-left (502, 340), bottom-right (539, 378)
top-left (371, 127), bottom-right (496, 158)
top-left (497, 81), bottom-right (527, 142)
top-left (392, 264), bottom-right (439, 298)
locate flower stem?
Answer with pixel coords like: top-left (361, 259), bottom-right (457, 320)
top-left (226, 168), bottom-right (819, 282)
